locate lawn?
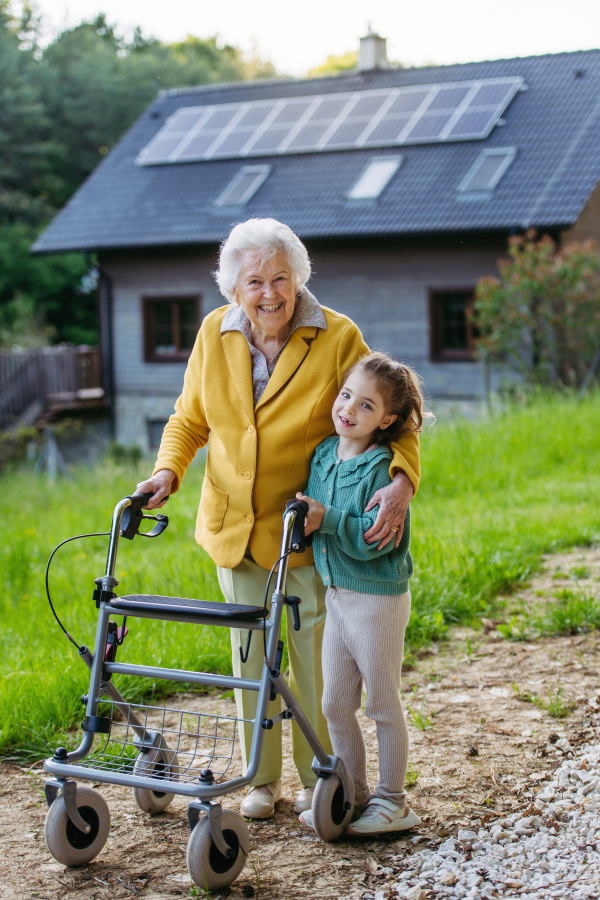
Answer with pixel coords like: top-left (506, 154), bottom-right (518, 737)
top-left (1, 392), bottom-right (600, 759)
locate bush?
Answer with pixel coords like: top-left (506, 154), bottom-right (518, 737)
top-left (105, 442), bottom-right (144, 466)
top-left (473, 230), bottom-right (600, 389)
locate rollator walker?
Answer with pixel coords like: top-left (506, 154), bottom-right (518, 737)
top-left (42, 492), bottom-right (355, 890)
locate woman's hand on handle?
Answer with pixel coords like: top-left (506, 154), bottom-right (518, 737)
top-left (136, 469), bottom-right (176, 509)
top-left (364, 470), bottom-right (414, 550)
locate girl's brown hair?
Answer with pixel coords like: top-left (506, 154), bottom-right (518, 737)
top-left (344, 352), bottom-right (432, 446)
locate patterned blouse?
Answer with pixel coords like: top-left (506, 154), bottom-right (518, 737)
top-left (220, 289), bottom-right (328, 405)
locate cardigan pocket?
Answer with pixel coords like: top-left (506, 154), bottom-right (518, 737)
top-left (200, 475), bottom-right (229, 533)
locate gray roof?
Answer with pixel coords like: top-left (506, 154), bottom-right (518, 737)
top-left (33, 49), bottom-right (600, 253)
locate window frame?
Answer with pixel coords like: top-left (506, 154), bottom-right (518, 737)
top-left (142, 295), bottom-right (201, 363)
top-left (429, 288), bottom-right (478, 362)
top-left (458, 146), bottom-right (516, 194)
top-left (214, 164), bottom-right (271, 207)
top-left (347, 155), bottom-right (403, 200)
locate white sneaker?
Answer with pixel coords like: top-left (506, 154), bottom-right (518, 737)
top-left (299, 808), bottom-right (314, 828)
top-left (240, 780), bottom-right (282, 819)
top-left (345, 798), bottom-right (421, 836)
top-left (299, 799), bottom-right (368, 830)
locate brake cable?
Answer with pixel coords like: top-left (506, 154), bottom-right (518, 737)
top-left (238, 548), bottom-right (293, 666)
top-left (262, 548), bottom-right (293, 663)
top-left (45, 533), bottom-right (110, 651)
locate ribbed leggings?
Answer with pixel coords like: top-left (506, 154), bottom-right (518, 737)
top-left (321, 586), bottom-right (411, 806)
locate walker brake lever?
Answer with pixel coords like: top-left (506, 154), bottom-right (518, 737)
top-left (285, 596), bottom-right (302, 631)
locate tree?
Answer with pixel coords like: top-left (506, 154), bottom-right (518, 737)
top-left (37, 18), bottom-right (266, 207)
top-left (0, 1), bottom-right (54, 225)
top-left (307, 51), bottom-right (358, 78)
top-left (0, 5), bottom-right (277, 346)
top-left (473, 231), bottom-right (600, 390)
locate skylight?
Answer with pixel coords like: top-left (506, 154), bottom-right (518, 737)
top-left (348, 156), bottom-right (402, 199)
top-left (458, 147), bottom-right (516, 193)
top-left (214, 165), bottom-right (271, 206)
top-left (136, 77), bottom-right (523, 165)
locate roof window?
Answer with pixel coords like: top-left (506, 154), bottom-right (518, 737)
top-left (215, 164), bottom-right (271, 207)
top-left (348, 156), bottom-right (402, 200)
top-left (458, 147), bottom-right (516, 193)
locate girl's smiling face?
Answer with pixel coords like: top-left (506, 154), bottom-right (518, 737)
top-left (332, 369), bottom-right (397, 446)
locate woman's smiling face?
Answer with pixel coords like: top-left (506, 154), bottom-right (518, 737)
top-left (233, 250), bottom-right (297, 337)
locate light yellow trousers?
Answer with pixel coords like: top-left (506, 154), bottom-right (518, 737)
top-left (217, 556), bottom-right (333, 787)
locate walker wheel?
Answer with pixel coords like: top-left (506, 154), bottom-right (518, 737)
top-left (44, 786), bottom-right (110, 867)
top-left (186, 809), bottom-right (249, 890)
top-left (311, 770), bottom-right (354, 841)
top-left (132, 746), bottom-right (179, 813)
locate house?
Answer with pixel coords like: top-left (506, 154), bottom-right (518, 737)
top-left (33, 32), bottom-right (600, 452)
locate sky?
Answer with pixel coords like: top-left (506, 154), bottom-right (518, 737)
top-left (20, 0), bottom-right (600, 77)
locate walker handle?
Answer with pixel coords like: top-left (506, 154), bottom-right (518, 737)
top-left (285, 499), bottom-right (313, 552)
top-left (121, 491), bottom-right (169, 540)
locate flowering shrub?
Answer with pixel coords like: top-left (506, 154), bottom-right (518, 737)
top-left (473, 230), bottom-right (600, 388)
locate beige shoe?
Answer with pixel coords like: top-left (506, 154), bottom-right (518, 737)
top-left (240, 780), bottom-right (282, 819)
top-left (293, 787), bottom-right (314, 813)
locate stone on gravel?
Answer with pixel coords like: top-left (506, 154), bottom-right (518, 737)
top-left (457, 828), bottom-right (478, 841)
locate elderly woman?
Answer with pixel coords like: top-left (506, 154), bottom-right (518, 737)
top-left (138, 218), bottom-right (420, 820)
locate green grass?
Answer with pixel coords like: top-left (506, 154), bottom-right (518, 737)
top-left (512, 683), bottom-right (576, 719)
top-left (498, 586), bottom-right (600, 641)
top-left (2, 391), bottom-right (600, 759)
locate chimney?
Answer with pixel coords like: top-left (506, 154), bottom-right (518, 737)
top-left (358, 25), bottom-right (390, 72)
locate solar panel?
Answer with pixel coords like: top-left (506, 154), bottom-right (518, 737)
top-left (136, 77), bottom-right (523, 166)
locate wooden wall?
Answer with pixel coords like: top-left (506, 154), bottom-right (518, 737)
top-left (561, 179), bottom-right (600, 245)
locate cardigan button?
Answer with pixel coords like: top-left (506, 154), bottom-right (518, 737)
top-left (247, 425), bottom-right (254, 433)
top-left (243, 471), bottom-right (252, 480)
top-left (245, 514), bottom-right (252, 523)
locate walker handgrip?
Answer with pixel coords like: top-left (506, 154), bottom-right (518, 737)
top-left (121, 492), bottom-right (169, 540)
top-left (285, 499), bottom-right (313, 553)
top-left (133, 491), bottom-right (169, 509)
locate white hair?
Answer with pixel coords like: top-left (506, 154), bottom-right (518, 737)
top-left (214, 218), bottom-right (312, 303)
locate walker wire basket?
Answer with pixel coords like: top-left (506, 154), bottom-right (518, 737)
top-left (77, 700), bottom-right (248, 785)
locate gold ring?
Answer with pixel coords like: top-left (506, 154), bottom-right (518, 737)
top-left (390, 526), bottom-right (399, 533)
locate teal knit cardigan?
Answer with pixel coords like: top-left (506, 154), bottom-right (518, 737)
top-left (306, 436), bottom-right (413, 596)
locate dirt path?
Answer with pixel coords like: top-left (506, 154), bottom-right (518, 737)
top-left (1, 546), bottom-right (599, 900)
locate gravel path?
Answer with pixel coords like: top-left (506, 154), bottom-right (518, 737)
top-left (380, 741), bottom-right (600, 900)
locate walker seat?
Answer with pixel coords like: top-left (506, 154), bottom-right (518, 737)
top-left (110, 594), bottom-right (267, 622)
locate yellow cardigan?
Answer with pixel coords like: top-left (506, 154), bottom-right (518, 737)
top-left (154, 304), bottom-right (420, 570)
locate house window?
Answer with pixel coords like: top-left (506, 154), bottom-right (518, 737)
top-left (458, 147), bottom-right (516, 194)
top-left (215, 165), bottom-right (271, 207)
top-left (347, 156), bottom-right (402, 200)
top-left (148, 419), bottom-right (168, 449)
top-left (430, 290), bottom-right (477, 361)
top-left (143, 296), bottom-right (200, 362)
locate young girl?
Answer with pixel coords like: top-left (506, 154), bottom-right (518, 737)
top-left (298, 352), bottom-right (427, 836)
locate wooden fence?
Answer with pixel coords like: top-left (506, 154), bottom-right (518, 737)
top-left (0, 347), bottom-right (104, 431)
